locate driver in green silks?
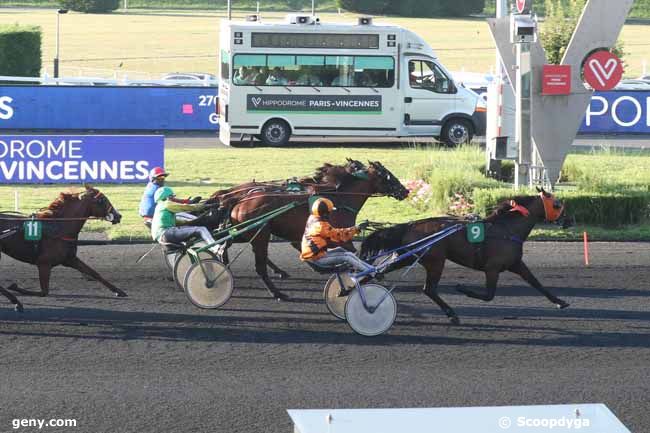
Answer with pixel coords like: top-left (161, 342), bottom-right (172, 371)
top-left (152, 186), bottom-right (221, 254)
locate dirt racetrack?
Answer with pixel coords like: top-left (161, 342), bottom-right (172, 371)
top-left (1, 241), bottom-right (649, 432)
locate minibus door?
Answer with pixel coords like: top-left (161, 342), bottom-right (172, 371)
top-left (402, 58), bottom-right (457, 135)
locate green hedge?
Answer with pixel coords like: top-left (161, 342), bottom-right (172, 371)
top-left (337, 0), bottom-right (485, 17)
top-left (473, 188), bottom-right (650, 227)
top-left (0, 25), bottom-right (41, 77)
top-left (58, 0), bottom-right (119, 13)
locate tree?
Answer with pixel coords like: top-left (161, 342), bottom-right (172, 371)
top-left (541, 0), bottom-right (625, 65)
top-left (58, 0), bottom-right (120, 13)
top-left (0, 25), bottom-right (42, 77)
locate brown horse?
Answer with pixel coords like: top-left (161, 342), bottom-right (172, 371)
top-left (206, 159), bottom-right (367, 212)
top-left (0, 185), bottom-right (126, 308)
top-left (360, 189), bottom-right (570, 324)
top-left (225, 160), bottom-right (409, 301)
top-left (195, 159), bottom-right (368, 279)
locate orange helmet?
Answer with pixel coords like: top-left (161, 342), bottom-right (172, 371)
top-left (311, 198), bottom-right (336, 217)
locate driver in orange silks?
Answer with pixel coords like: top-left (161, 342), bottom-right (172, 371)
top-left (300, 198), bottom-right (373, 279)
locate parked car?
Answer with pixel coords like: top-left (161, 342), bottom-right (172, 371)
top-left (160, 72), bottom-right (218, 86)
top-left (615, 79), bottom-right (650, 90)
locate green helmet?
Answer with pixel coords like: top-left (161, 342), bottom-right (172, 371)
top-left (154, 186), bottom-right (174, 202)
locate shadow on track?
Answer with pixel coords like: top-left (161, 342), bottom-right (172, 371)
top-left (1, 304), bottom-right (649, 349)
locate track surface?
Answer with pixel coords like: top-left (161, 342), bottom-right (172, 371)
top-left (1, 242), bottom-right (649, 432)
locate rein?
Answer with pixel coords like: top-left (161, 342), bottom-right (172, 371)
top-left (0, 215), bottom-right (105, 222)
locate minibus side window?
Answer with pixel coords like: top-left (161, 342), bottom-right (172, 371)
top-left (409, 60), bottom-right (453, 94)
top-left (232, 54), bottom-right (394, 88)
top-left (220, 50), bottom-right (230, 81)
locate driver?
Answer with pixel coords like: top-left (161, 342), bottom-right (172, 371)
top-left (300, 198), bottom-right (372, 280)
top-left (151, 186), bottom-right (221, 254)
top-left (139, 166), bottom-right (200, 227)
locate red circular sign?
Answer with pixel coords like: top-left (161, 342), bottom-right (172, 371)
top-left (516, 0), bottom-right (527, 13)
top-left (583, 50), bottom-right (624, 91)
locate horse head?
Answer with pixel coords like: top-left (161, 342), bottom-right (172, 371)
top-left (488, 188), bottom-right (568, 226)
top-left (79, 184), bottom-right (122, 224)
top-left (366, 161), bottom-right (409, 200)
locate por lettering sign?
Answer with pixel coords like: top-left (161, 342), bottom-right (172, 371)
top-left (583, 51), bottom-right (624, 91)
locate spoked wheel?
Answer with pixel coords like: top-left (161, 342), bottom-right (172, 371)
top-left (172, 243), bottom-right (212, 291)
top-left (184, 259), bottom-right (234, 309)
top-left (323, 272), bottom-right (355, 320)
top-left (345, 284), bottom-right (397, 337)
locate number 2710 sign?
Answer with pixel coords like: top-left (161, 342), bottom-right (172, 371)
top-left (466, 223), bottom-right (485, 243)
top-left (24, 220), bottom-right (42, 241)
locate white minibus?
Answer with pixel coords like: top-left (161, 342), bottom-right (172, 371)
top-left (218, 14), bottom-right (486, 146)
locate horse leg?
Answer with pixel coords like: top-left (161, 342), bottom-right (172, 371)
top-left (264, 242), bottom-right (302, 280)
top-left (251, 231), bottom-right (289, 301)
top-left (7, 264), bottom-right (52, 297)
top-left (64, 257), bottom-right (127, 298)
top-left (267, 259), bottom-right (290, 279)
top-left (422, 258), bottom-right (460, 325)
top-left (457, 269), bottom-right (499, 301)
top-left (509, 260), bottom-right (569, 309)
top-left (0, 285), bottom-right (23, 312)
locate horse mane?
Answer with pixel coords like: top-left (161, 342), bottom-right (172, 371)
top-left (36, 192), bottom-right (81, 218)
top-left (360, 220), bottom-right (424, 261)
top-left (301, 159), bottom-right (364, 186)
top-left (484, 195), bottom-right (538, 222)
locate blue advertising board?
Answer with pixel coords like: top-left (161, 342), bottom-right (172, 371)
top-left (0, 86), bottom-right (218, 131)
top-left (0, 135), bottom-right (164, 184)
top-left (1, 85), bottom-right (649, 135)
top-left (579, 91), bottom-right (650, 134)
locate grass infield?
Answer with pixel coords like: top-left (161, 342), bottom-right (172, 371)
top-left (1, 145), bottom-right (649, 242)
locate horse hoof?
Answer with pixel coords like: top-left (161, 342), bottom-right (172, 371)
top-left (273, 292), bottom-right (290, 302)
top-left (115, 291), bottom-right (128, 298)
top-left (275, 272), bottom-right (290, 280)
top-left (449, 316), bottom-right (460, 325)
top-left (8, 283), bottom-right (18, 291)
top-left (14, 304), bottom-right (24, 313)
top-left (556, 301), bottom-right (570, 309)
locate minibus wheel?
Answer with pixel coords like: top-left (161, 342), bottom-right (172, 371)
top-left (441, 118), bottom-right (473, 147)
top-left (261, 119), bottom-right (291, 146)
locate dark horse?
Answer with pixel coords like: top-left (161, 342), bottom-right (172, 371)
top-left (360, 189), bottom-right (570, 324)
top-left (0, 185), bottom-right (126, 310)
top-left (216, 160), bottom-right (409, 301)
top-left (193, 159), bottom-right (369, 279)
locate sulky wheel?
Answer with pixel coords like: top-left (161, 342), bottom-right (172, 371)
top-left (344, 284), bottom-right (397, 337)
top-left (323, 272), bottom-right (355, 320)
top-left (172, 243), bottom-right (214, 291)
top-left (183, 259), bottom-right (234, 309)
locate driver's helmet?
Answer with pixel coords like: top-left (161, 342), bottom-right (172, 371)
top-left (154, 186), bottom-right (174, 203)
top-left (311, 198), bottom-right (336, 217)
top-left (149, 166), bottom-right (169, 181)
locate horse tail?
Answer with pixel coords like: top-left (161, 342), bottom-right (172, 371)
top-left (360, 223), bottom-right (411, 261)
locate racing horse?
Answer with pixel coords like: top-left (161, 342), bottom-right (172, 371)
top-left (0, 185), bottom-right (126, 306)
top-left (196, 159), bottom-right (370, 279)
top-left (360, 189), bottom-right (571, 324)
top-left (224, 160), bottom-right (409, 301)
